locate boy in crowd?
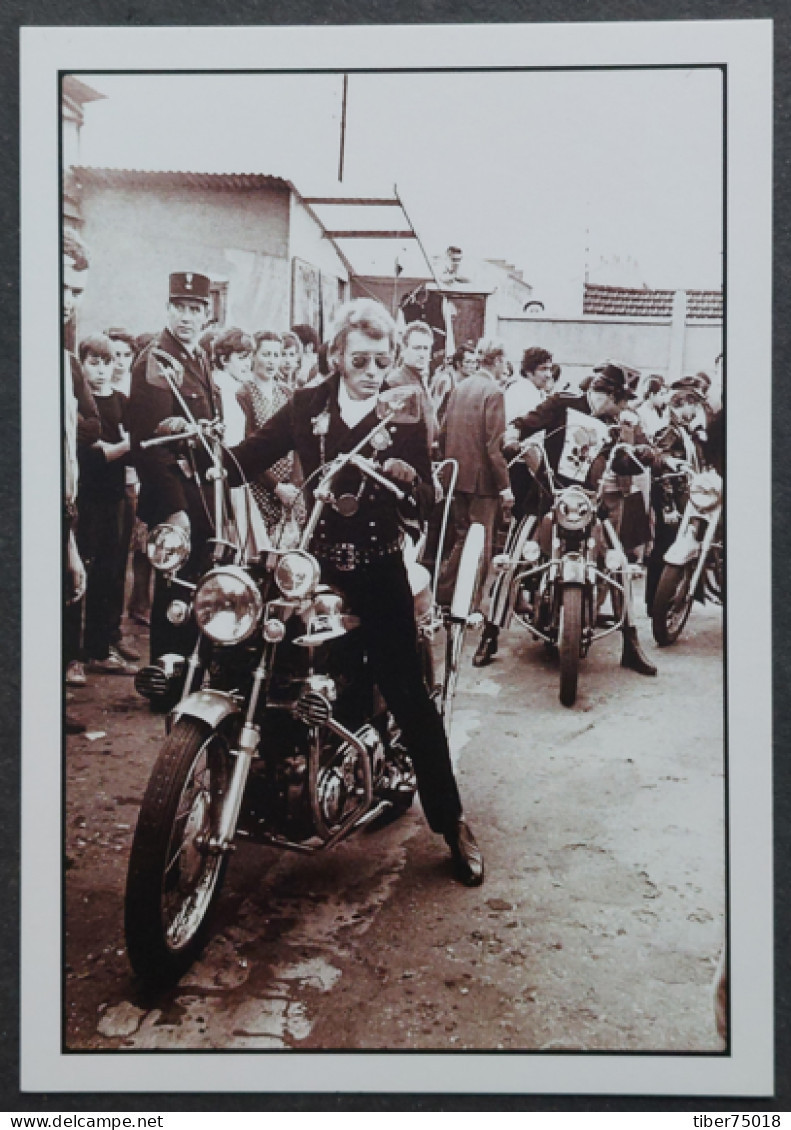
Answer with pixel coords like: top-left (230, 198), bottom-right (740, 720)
top-left (75, 333), bottom-right (137, 676)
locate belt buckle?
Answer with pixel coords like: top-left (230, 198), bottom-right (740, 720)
top-left (336, 542), bottom-right (357, 572)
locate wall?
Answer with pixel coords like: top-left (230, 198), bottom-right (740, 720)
top-left (288, 193), bottom-right (349, 337)
top-left (497, 314), bottom-right (722, 388)
top-left (76, 180), bottom-right (293, 337)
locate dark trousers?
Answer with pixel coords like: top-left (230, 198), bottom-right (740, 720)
top-left (109, 485), bottom-right (137, 643)
top-left (322, 554), bottom-right (463, 836)
top-left (77, 495), bottom-right (125, 661)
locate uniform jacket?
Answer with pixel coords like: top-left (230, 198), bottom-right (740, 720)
top-left (128, 327), bottom-right (220, 526)
top-left (230, 372), bottom-right (433, 554)
top-left (439, 368), bottom-right (510, 497)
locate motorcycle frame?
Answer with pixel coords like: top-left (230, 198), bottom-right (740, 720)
top-left (501, 430), bottom-right (638, 649)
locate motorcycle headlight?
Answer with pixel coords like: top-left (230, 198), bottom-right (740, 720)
top-left (274, 551), bottom-right (321, 600)
top-left (556, 487), bottom-right (594, 531)
top-left (146, 523), bottom-right (191, 573)
top-left (194, 566), bottom-right (263, 645)
top-left (689, 472), bottom-right (722, 513)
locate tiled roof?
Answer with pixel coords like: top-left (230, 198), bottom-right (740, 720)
top-left (583, 283), bottom-right (722, 320)
top-left (71, 167), bottom-right (291, 192)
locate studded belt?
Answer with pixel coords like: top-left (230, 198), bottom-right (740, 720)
top-left (313, 538), bottom-right (402, 572)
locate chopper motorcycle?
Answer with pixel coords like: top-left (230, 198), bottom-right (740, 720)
top-left (123, 377), bottom-right (483, 983)
top-left (487, 417), bottom-right (648, 707)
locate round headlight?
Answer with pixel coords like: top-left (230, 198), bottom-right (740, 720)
top-left (556, 487), bottom-right (593, 531)
top-left (194, 566), bottom-right (263, 645)
top-left (521, 540), bottom-right (542, 563)
top-left (689, 472), bottom-right (721, 513)
top-left (147, 523), bottom-right (191, 572)
top-left (275, 551), bottom-right (321, 599)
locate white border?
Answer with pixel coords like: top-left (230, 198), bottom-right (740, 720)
top-left (20, 20), bottom-right (773, 1095)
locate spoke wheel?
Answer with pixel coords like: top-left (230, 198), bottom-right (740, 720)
top-left (558, 585), bottom-right (583, 707)
top-left (652, 561), bottom-right (696, 646)
top-left (125, 719), bottom-right (233, 984)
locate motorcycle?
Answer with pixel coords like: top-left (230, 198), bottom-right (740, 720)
top-left (124, 379), bottom-right (483, 984)
top-left (651, 461), bottom-right (723, 647)
top-left (488, 422), bottom-right (645, 707)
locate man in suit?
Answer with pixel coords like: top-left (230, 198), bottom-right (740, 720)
top-left (436, 339), bottom-right (514, 611)
top-left (387, 321), bottom-right (438, 449)
top-left (127, 271), bottom-right (220, 665)
top-left (228, 298), bottom-right (484, 887)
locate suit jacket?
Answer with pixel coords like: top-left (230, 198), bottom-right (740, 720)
top-left (440, 368), bottom-right (510, 497)
top-left (230, 373), bottom-right (433, 553)
top-left (128, 327), bottom-right (220, 526)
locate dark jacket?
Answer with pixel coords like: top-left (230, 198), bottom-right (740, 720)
top-left (230, 373), bottom-right (433, 554)
top-left (127, 327), bottom-right (220, 526)
top-left (515, 391), bottom-right (646, 491)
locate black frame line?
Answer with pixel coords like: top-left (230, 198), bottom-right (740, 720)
top-left (57, 59), bottom-right (730, 1061)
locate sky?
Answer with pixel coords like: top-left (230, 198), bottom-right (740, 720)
top-left (75, 69), bottom-right (723, 313)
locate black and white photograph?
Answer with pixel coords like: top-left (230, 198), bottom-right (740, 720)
top-left (19, 21), bottom-right (772, 1095)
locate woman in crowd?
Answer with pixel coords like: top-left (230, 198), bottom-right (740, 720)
top-left (238, 330), bottom-right (305, 545)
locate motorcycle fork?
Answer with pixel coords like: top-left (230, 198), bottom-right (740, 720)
top-left (210, 644), bottom-right (273, 853)
top-left (687, 511), bottom-right (720, 598)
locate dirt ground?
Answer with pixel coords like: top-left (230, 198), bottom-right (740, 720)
top-left (65, 592), bottom-right (725, 1053)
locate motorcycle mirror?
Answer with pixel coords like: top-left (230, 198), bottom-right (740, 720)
top-left (376, 386), bottom-right (422, 425)
top-left (146, 348), bottom-right (185, 391)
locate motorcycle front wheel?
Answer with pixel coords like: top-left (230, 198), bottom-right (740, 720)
top-left (558, 585), bottom-right (583, 707)
top-left (652, 561), bottom-right (696, 646)
top-left (124, 718), bottom-right (233, 984)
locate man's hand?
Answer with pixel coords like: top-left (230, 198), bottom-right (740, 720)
top-left (66, 534), bottom-right (86, 605)
top-left (154, 416), bottom-right (190, 438)
top-left (275, 482), bottom-right (301, 507)
top-left (383, 458), bottom-right (418, 486)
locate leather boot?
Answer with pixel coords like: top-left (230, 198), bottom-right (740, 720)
top-left (620, 625), bottom-right (658, 676)
top-left (472, 623), bottom-right (499, 668)
top-left (445, 818), bottom-right (485, 886)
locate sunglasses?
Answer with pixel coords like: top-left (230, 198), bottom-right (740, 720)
top-left (349, 353), bottom-right (393, 372)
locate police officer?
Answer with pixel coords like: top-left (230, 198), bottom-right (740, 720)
top-left (228, 298), bottom-right (484, 887)
top-left (127, 272), bottom-right (220, 665)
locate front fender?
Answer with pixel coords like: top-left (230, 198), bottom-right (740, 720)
top-left (664, 529), bottom-right (702, 568)
top-left (168, 689), bottom-right (241, 734)
top-left (560, 555), bottom-right (587, 585)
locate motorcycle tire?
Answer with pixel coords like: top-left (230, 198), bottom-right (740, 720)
top-left (558, 585), bottom-right (583, 708)
top-left (124, 718), bottom-right (233, 985)
top-left (651, 561), bottom-right (696, 647)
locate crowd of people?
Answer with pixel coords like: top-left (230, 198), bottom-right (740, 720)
top-left (62, 233), bottom-right (723, 886)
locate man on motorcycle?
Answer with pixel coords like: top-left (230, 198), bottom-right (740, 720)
top-left (473, 362), bottom-right (657, 677)
top-left (645, 375), bottom-right (712, 615)
top-left (226, 298), bottom-right (484, 887)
